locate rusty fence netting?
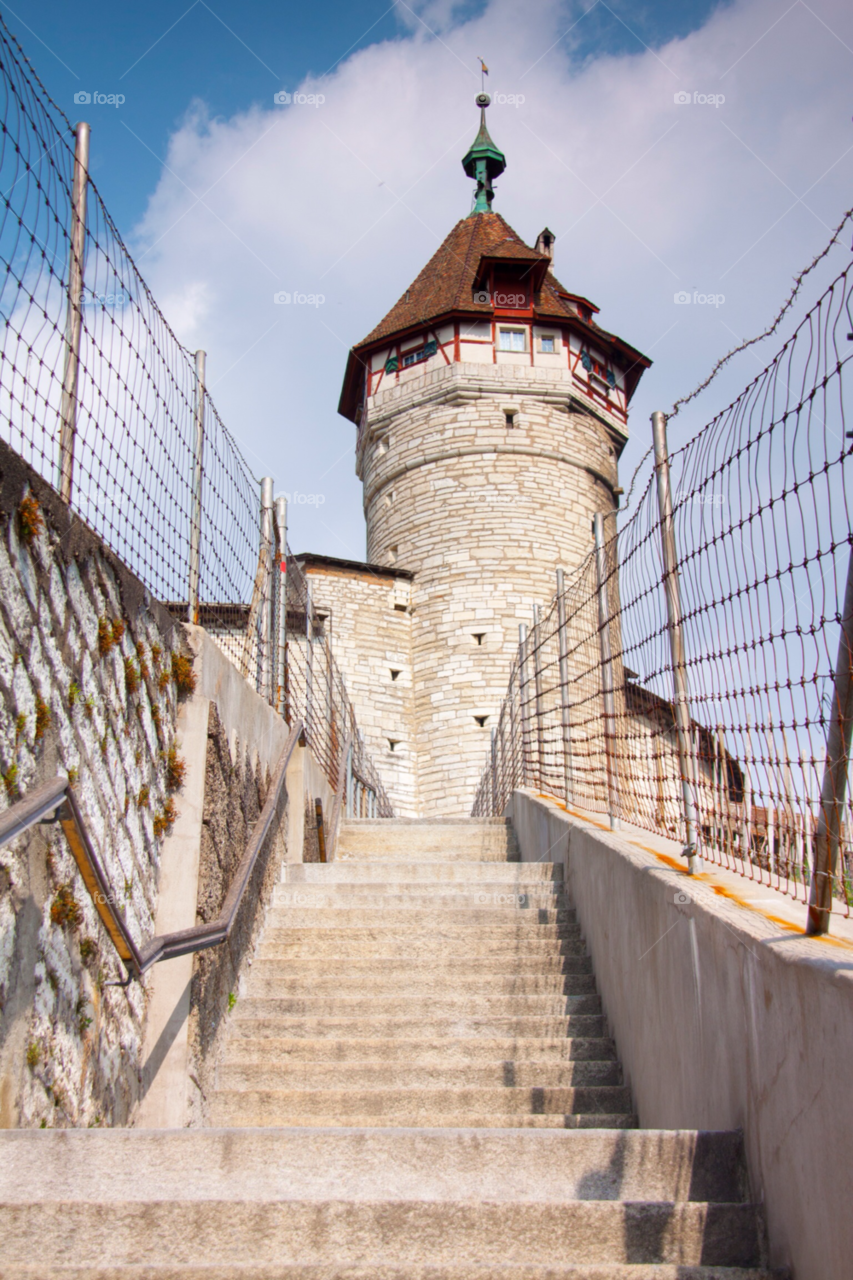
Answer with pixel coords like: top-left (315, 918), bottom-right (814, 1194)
top-left (0, 17), bottom-right (392, 818)
top-left (474, 256), bottom-right (853, 930)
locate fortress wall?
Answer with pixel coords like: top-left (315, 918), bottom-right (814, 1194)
top-left (0, 442), bottom-right (184, 1129)
top-left (302, 564), bottom-right (417, 816)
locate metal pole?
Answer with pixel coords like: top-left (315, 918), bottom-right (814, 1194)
top-left (651, 411), bottom-right (699, 872)
top-left (305, 579), bottom-right (313, 740)
top-left (490, 728), bottom-right (498, 816)
top-left (187, 350), bottom-right (206, 624)
top-left (274, 496), bottom-right (288, 716)
top-left (59, 121), bottom-right (90, 505)
top-left (346, 742), bottom-right (353, 818)
top-left (556, 567), bottom-right (575, 804)
top-left (742, 715), bottom-right (754, 871)
top-left (593, 513), bottom-right (620, 830)
top-left (518, 623), bottom-right (531, 787)
top-left (257, 478), bottom-right (275, 701)
top-left (807, 542), bottom-right (853, 935)
top-left (532, 605), bottom-right (545, 788)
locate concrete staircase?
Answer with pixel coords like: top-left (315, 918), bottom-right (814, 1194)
top-left (0, 817), bottom-right (784, 1277)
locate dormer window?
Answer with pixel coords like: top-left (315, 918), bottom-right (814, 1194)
top-left (498, 328), bottom-right (526, 352)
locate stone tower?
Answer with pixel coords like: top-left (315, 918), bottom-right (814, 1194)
top-left (337, 97), bottom-right (651, 816)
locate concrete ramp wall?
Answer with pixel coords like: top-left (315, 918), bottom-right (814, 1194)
top-left (508, 789), bottom-right (853, 1280)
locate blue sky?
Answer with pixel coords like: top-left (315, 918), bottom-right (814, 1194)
top-left (16, 1), bottom-right (726, 230)
top-left (6, 0), bottom-right (853, 560)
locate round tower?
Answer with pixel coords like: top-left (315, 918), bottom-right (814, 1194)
top-left (338, 97), bottom-right (651, 816)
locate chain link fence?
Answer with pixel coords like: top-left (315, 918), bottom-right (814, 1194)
top-left (474, 258), bottom-right (853, 928)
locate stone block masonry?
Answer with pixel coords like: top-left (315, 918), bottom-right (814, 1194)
top-left (359, 361), bottom-right (622, 816)
top-left (300, 556), bottom-right (417, 816)
top-left (0, 439), bottom-right (186, 1129)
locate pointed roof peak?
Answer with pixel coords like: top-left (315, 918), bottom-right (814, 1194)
top-left (462, 92), bottom-right (506, 215)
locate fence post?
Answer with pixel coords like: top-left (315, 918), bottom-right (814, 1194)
top-left (651, 411), bottom-right (699, 872)
top-left (345, 741), bottom-right (354, 818)
top-left (593, 513), bottom-right (620, 830)
top-left (556, 567), bottom-right (575, 804)
top-left (532, 605), bottom-right (545, 787)
top-left (490, 728), bottom-right (498, 816)
top-left (305, 579), bottom-right (315, 741)
top-left (518, 623), bottom-right (531, 787)
top-left (273, 495), bottom-right (288, 716)
top-left (187, 350), bottom-right (206, 624)
top-left (807, 542), bottom-right (853, 935)
top-left (59, 121), bottom-right (90, 506)
top-left (257, 478), bottom-right (275, 702)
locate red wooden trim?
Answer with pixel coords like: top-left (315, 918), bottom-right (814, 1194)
top-left (454, 319), bottom-right (460, 362)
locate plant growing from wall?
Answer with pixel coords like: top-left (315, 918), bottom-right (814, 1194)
top-left (50, 884), bottom-right (82, 929)
top-left (17, 493), bottom-right (43, 545)
top-left (171, 652), bottom-right (197, 698)
top-left (34, 693), bottom-right (50, 742)
top-left (124, 658), bottom-right (139, 695)
top-left (164, 744), bottom-right (186, 792)
top-left (153, 796), bottom-right (178, 838)
top-left (68, 680), bottom-right (80, 709)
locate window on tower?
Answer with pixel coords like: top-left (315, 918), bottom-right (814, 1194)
top-left (539, 335), bottom-right (556, 353)
top-left (498, 328), bottom-right (526, 352)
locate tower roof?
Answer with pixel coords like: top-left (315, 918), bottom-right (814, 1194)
top-left (461, 108), bottom-right (506, 182)
top-left (337, 212), bottom-right (651, 421)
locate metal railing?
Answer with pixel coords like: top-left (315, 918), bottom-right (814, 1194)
top-left (474, 251), bottom-right (853, 933)
top-left (0, 722), bottom-right (301, 981)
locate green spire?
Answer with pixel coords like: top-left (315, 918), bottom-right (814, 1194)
top-left (462, 94), bottom-right (506, 215)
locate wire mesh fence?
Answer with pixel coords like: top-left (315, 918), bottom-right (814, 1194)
top-left (0, 16), bottom-right (392, 820)
top-left (474, 259), bottom-right (853, 923)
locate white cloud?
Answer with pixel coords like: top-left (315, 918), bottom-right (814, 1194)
top-left (129, 0), bottom-right (853, 557)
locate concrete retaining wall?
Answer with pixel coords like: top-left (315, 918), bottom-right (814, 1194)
top-left (508, 789), bottom-right (853, 1280)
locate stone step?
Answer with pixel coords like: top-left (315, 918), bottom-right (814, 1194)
top-left (284, 862), bottom-right (562, 884)
top-left (209, 1108), bottom-right (639, 1130)
top-left (272, 887), bottom-right (568, 910)
top-left (226, 1014), bottom-right (610, 1040)
top-left (1, 1129), bottom-right (748, 1204)
top-left (223, 1037), bottom-right (619, 1064)
top-left (250, 954), bottom-right (595, 976)
top-left (257, 931), bottom-right (589, 958)
top-left (0, 1267), bottom-right (789, 1279)
top-left (209, 1081), bottom-right (633, 1119)
top-left (262, 910), bottom-right (581, 931)
top-left (216, 1059), bottom-right (623, 1091)
top-left (246, 967), bottom-right (599, 996)
top-left (232, 994), bottom-right (603, 1019)
top-left (0, 1201), bottom-right (763, 1268)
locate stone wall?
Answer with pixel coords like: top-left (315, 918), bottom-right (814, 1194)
top-left (0, 441), bottom-right (184, 1128)
top-left (300, 558), bottom-right (416, 816)
top-left (186, 702), bottom-right (284, 1120)
top-left (509, 788), bottom-right (853, 1280)
top-left (358, 360), bottom-right (622, 816)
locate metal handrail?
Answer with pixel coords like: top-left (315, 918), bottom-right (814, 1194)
top-left (327, 733), bottom-right (353, 859)
top-left (0, 721), bottom-right (302, 979)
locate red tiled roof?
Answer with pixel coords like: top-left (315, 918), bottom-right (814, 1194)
top-left (339, 212), bottom-right (651, 421)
